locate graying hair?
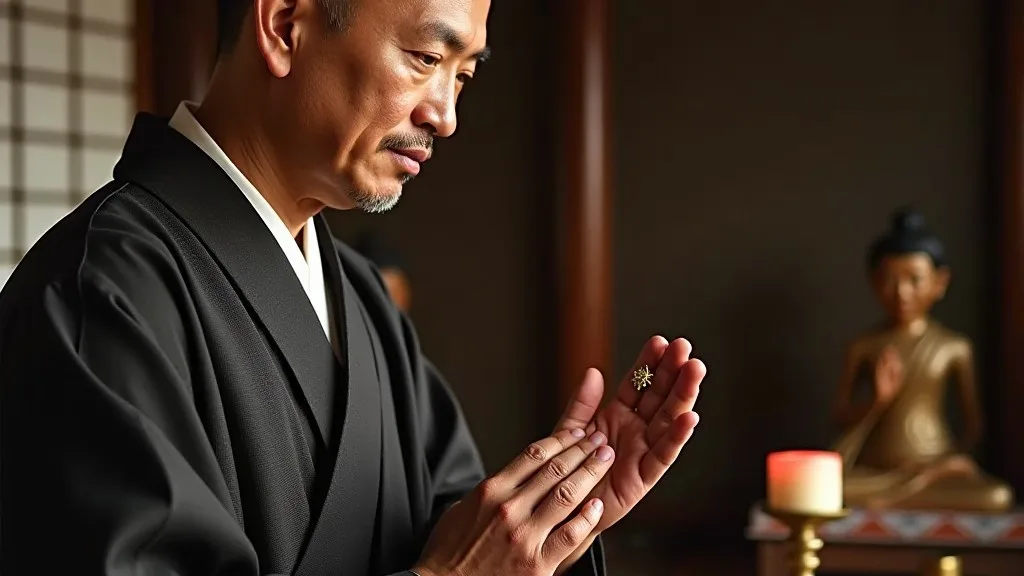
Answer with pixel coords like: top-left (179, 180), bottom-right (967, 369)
top-left (319, 0), bottom-right (354, 32)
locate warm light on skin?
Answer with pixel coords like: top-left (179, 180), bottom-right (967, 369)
top-left (195, 0), bottom-right (492, 237)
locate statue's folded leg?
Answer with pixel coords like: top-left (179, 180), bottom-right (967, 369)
top-left (895, 474), bottom-right (1015, 512)
top-left (844, 459), bottom-right (1015, 512)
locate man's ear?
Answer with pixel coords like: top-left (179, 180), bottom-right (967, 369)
top-left (253, 0), bottom-right (305, 78)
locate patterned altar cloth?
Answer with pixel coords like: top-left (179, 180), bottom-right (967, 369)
top-left (746, 504), bottom-right (1024, 548)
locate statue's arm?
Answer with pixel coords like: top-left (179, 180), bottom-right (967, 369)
top-left (951, 339), bottom-right (983, 453)
top-left (833, 343), bottom-right (871, 427)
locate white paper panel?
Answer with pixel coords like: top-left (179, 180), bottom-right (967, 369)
top-left (82, 90), bottom-right (129, 137)
top-left (0, 200), bottom-right (12, 250)
top-left (0, 79), bottom-right (10, 128)
top-left (21, 22), bottom-right (68, 73)
top-left (0, 16), bottom-right (10, 66)
top-left (0, 140), bottom-right (10, 188)
top-left (23, 142), bottom-right (69, 192)
top-left (81, 32), bottom-right (129, 82)
top-left (81, 0), bottom-right (130, 26)
top-left (82, 147), bottom-right (119, 192)
top-left (23, 82), bottom-right (69, 132)
top-left (30, 0), bottom-right (70, 15)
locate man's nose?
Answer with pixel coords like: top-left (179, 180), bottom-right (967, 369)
top-left (411, 82), bottom-right (458, 138)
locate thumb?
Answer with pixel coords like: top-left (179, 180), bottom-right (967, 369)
top-left (553, 368), bottom-right (605, 433)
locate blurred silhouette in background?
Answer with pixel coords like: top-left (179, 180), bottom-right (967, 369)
top-left (354, 234), bottom-right (412, 314)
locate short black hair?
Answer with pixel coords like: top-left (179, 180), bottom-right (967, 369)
top-left (867, 207), bottom-right (947, 271)
top-left (216, 0), bottom-right (354, 56)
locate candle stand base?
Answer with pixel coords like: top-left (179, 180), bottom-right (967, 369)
top-left (764, 507), bottom-right (850, 576)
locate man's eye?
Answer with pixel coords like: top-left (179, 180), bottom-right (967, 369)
top-left (418, 53), bottom-right (440, 66)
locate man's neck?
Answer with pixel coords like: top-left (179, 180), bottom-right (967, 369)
top-left (192, 95), bottom-right (323, 239)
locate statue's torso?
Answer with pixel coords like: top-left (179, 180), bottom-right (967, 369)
top-left (852, 324), bottom-right (962, 471)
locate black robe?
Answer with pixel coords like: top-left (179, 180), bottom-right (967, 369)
top-left (0, 114), bottom-right (606, 576)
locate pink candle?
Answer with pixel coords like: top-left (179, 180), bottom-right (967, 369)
top-left (767, 450), bottom-right (843, 514)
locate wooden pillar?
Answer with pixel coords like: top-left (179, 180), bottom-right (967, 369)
top-left (1000, 0), bottom-right (1024, 492)
top-left (134, 0), bottom-right (217, 116)
top-left (558, 0), bottom-right (613, 407)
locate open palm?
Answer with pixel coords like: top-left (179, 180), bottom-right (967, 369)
top-left (554, 336), bottom-right (705, 533)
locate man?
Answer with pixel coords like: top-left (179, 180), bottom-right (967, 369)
top-left (0, 0), bottom-right (706, 574)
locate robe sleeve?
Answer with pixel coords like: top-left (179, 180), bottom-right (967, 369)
top-left (0, 219), bottom-right (259, 575)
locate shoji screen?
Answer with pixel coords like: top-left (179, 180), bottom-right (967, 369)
top-left (0, 0), bottom-right (134, 287)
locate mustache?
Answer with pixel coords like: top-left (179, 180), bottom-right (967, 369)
top-left (378, 132), bottom-right (434, 152)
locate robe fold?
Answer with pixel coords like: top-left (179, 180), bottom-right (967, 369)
top-left (0, 113), bottom-right (606, 576)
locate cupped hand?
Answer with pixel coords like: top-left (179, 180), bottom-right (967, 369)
top-left (553, 336), bottom-right (705, 536)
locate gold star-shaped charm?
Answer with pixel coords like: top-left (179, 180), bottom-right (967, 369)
top-left (632, 364), bottom-right (653, 391)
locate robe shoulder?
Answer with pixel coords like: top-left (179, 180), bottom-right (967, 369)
top-left (1, 181), bottom-right (192, 368)
top-left (1, 181), bottom-right (258, 575)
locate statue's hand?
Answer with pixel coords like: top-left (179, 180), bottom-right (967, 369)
top-left (874, 346), bottom-right (903, 406)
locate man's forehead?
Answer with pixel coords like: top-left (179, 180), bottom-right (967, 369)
top-left (392, 0), bottom-right (490, 49)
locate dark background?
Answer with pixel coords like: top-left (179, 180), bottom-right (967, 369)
top-left (330, 0), bottom-right (1000, 544)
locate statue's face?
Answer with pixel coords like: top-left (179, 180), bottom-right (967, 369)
top-left (871, 253), bottom-right (950, 326)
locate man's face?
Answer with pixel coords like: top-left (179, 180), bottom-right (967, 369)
top-left (273, 0), bottom-right (491, 213)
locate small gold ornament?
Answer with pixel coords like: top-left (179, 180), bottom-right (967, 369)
top-left (632, 364), bottom-right (653, 391)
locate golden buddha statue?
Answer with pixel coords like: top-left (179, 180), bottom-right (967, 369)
top-left (831, 209), bottom-right (1013, 512)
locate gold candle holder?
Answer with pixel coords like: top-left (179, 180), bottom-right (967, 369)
top-left (764, 507), bottom-right (850, 576)
top-left (922, 555), bottom-right (962, 576)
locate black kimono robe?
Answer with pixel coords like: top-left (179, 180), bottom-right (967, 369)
top-left (0, 114), bottom-right (606, 576)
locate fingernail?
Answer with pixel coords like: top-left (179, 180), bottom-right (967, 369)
top-left (590, 431), bottom-right (607, 446)
top-left (571, 428), bottom-right (585, 439)
top-left (596, 445), bottom-right (613, 461)
top-left (591, 499), bottom-right (604, 514)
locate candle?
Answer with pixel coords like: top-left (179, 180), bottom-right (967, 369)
top-left (766, 450), bottom-right (843, 514)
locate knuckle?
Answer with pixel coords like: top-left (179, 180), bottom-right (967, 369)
top-left (524, 442), bottom-right (547, 463)
top-left (581, 460), bottom-right (604, 480)
top-left (559, 522), bottom-right (585, 548)
top-left (477, 478), bottom-right (500, 502)
top-left (496, 500), bottom-right (518, 524)
top-left (554, 482), bottom-right (578, 507)
top-left (506, 522), bottom-right (530, 546)
top-left (545, 458), bottom-right (571, 480)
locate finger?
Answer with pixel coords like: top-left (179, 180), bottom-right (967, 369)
top-left (516, 430), bottom-right (607, 510)
top-left (615, 336), bottom-right (670, 410)
top-left (639, 411), bottom-right (699, 488)
top-left (497, 428), bottom-right (588, 488)
top-left (532, 442), bottom-right (614, 529)
top-left (553, 368), bottom-right (605, 433)
top-left (542, 498), bottom-right (604, 561)
top-left (644, 358), bottom-right (706, 445)
top-left (636, 338), bottom-right (692, 422)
